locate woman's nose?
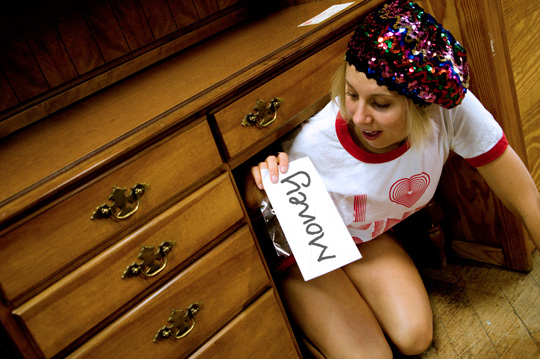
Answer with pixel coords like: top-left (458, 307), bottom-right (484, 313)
top-left (351, 102), bottom-right (372, 125)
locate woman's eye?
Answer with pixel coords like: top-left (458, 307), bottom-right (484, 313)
top-left (373, 101), bottom-right (390, 109)
top-left (345, 92), bottom-right (359, 99)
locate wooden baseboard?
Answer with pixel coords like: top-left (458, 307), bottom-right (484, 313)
top-left (451, 240), bottom-right (505, 267)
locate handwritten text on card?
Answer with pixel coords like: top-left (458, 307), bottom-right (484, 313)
top-left (262, 157), bottom-right (361, 281)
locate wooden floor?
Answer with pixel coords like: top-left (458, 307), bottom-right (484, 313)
top-left (409, 249), bottom-right (540, 359)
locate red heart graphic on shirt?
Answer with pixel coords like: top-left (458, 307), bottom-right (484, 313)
top-left (389, 173), bottom-right (430, 208)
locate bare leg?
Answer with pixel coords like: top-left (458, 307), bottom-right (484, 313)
top-left (343, 233), bottom-right (433, 355)
top-left (278, 265), bottom-right (393, 359)
top-left (277, 232), bottom-right (432, 358)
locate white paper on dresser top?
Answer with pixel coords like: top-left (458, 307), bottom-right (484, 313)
top-left (261, 156), bottom-right (361, 281)
top-left (298, 2), bottom-right (355, 27)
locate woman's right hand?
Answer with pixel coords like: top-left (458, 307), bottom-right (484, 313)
top-left (243, 152), bottom-right (289, 211)
top-left (251, 152), bottom-right (290, 190)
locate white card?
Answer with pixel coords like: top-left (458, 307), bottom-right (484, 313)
top-left (262, 157), bottom-right (361, 281)
top-left (298, 2), bottom-right (355, 27)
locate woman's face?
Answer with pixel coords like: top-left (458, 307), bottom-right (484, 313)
top-left (344, 64), bottom-right (409, 154)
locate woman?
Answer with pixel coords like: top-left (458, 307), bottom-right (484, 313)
top-left (248, 1), bottom-right (540, 358)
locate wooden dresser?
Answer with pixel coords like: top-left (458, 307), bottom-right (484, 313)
top-left (0, 1), bottom-right (386, 358)
top-left (1, 0), bottom-right (536, 357)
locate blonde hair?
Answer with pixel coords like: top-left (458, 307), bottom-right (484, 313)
top-left (330, 61), bottom-right (435, 149)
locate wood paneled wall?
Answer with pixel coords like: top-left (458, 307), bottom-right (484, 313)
top-left (501, 0), bottom-right (540, 192)
top-left (0, 0), bottom-right (264, 137)
top-left (415, 0), bottom-right (532, 271)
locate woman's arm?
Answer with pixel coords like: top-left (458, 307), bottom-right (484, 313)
top-left (476, 145), bottom-right (540, 250)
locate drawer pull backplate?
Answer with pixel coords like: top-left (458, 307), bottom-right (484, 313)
top-left (154, 302), bottom-right (203, 342)
top-left (91, 183), bottom-right (149, 220)
top-left (122, 240), bottom-right (175, 279)
top-left (241, 97), bottom-right (283, 128)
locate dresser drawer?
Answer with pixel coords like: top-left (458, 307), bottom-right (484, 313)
top-left (0, 120), bottom-right (222, 304)
top-left (189, 289), bottom-right (299, 359)
top-left (214, 35), bottom-right (349, 160)
top-left (13, 173), bottom-right (243, 358)
top-left (66, 226), bottom-right (268, 359)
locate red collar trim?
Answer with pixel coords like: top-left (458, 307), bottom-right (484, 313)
top-left (335, 112), bottom-right (409, 163)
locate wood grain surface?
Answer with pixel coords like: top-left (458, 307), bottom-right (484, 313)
top-left (407, 250), bottom-right (540, 359)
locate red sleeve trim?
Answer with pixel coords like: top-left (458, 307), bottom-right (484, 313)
top-left (466, 133), bottom-right (509, 167)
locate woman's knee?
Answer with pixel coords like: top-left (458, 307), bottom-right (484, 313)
top-left (391, 319), bottom-right (433, 355)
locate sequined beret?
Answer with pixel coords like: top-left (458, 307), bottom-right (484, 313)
top-left (345, 0), bottom-right (469, 109)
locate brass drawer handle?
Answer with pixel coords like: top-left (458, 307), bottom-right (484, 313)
top-left (91, 183), bottom-right (149, 220)
top-left (241, 97), bottom-right (283, 128)
top-left (122, 240), bottom-right (175, 279)
top-left (154, 302), bottom-right (203, 342)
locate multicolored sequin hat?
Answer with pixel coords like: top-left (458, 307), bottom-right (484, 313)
top-left (346, 0), bottom-right (469, 109)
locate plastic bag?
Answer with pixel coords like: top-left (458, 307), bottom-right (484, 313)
top-left (259, 197), bottom-right (292, 257)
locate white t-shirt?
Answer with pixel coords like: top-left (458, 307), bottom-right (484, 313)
top-left (286, 91), bottom-right (508, 244)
